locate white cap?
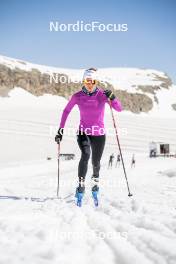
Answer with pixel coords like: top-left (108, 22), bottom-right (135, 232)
top-left (83, 68), bottom-right (97, 81)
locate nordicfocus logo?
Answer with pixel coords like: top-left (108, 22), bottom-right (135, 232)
top-left (49, 21), bottom-right (128, 32)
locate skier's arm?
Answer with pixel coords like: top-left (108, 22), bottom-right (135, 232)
top-left (104, 90), bottom-right (122, 112)
top-left (59, 94), bottom-right (77, 128)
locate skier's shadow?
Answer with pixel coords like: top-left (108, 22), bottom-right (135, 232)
top-left (63, 193), bottom-right (75, 203)
top-left (0, 195), bottom-right (58, 202)
top-left (0, 193), bottom-right (75, 203)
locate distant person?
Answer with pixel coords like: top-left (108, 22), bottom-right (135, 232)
top-left (131, 154), bottom-right (135, 168)
top-left (108, 153), bottom-right (114, 168)
top-left (153, 150), bottom-right (157, 158)
top-left (149, 142), bottom-right (157, 158)
top-left (150, 149), bottom-right (153, 157)
top-left (115, 154), bottom-right (121, 167)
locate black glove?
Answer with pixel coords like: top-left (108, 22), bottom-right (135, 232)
top-left (55, 128), bottom-right (64, 143)
top-left (104, 90), bottom-right (116, 100)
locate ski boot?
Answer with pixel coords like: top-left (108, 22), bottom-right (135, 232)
top-left (75, 177), bottom-right (85, 207)
top-left (91, 176), bottom-right (99, 207)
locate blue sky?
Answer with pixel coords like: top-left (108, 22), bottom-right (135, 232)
top-left (0, 0), bottom-right (176, 82)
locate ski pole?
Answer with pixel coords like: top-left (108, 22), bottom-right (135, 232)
top-left (109, 100), bottom-right (133, 197)
top-left (57, 140), bottom-right (60, 198)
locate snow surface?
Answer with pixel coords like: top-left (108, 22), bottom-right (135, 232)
top-left (0, 88), bottom-right (176, 264)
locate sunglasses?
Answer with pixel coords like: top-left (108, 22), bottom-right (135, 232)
top-left (83, 79), bottom-right (96, 85)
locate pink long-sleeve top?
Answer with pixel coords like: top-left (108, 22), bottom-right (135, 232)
top-left (59, 88), bottom-right (122, 136)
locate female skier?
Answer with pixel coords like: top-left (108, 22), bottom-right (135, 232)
top-left (55, 68), bottom-right (122, 206)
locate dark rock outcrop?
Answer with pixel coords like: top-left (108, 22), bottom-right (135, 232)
top-left (0, 63), bottom-right (172, 113)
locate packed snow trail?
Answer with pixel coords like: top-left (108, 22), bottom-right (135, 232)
top-left (0, 156), bottom-right (176, 264)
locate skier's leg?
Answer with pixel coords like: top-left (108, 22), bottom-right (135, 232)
top-left (77, 177), bottom-right (85, 193)
top-left (76, 132), bottom-right (91, 195)
top-left (90, 135), bottom-right (106, 191)
top-left (75, 133), bottom-right (91, 206)
top-left (77, 132), bottom-right (91, 183)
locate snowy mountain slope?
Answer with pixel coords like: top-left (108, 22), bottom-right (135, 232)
top-left (0, 55), bottom-right (171, 91)
top-left (0, 54), bottom-right (176, 115)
